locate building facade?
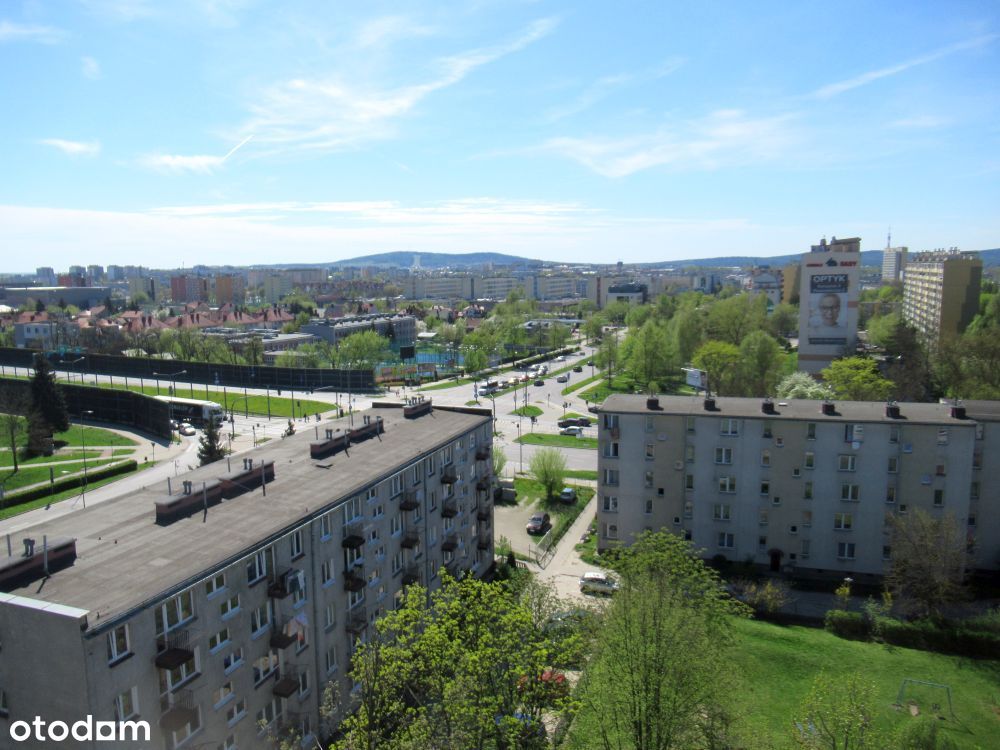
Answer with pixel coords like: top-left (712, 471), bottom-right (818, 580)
top-left (595, 394), bottom-right (995, 581)
top-left (881, 246), bottom-right (908, 283)
top-left (170, 275), bottom-right (209, 304)
top-left (901, 249), bottom-right (982, 347)
top-left (302, 314), bottom-right (416, 349)
top-left (0, 404), bottom-right (494, 749)
top-left (797, 236), bottom-right (861, 374)
top-left (213, 275), bottom-right (246, 307)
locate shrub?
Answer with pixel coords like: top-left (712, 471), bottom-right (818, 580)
top-left (824, 610), bottom-right (869, 640)
top-left (2, 460), bottom-right (138, 507)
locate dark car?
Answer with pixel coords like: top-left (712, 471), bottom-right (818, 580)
top-left (587, 404), bottom-right (600, 414)
top-left (526, 512), bottom-right (551, 535)
top-left (558, 487), bottom-right (577, 503)
top-left (573, 365), bottom-right (583, 372)
top-left (534, 379), bottom-right (545, 386)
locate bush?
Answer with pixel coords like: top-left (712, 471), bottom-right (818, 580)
top-left (824, 610), bottom-right (869, 640)
top-left (2, 460), bottom-right (138, 507)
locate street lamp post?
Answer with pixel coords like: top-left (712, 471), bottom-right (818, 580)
top-left (80, 409), bottom-right (93, 508)
top-left (153, 370), bottom-right (187, 398)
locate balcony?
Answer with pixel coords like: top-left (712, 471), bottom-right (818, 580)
top-left (155, 627), bottom-right (195, 670)
top-left (441, 466), bottom-right (458, 484)
top-left (475, 446), bottom-right (490, 461)
top-left (268, 568), bottom-right (305, 600)
top-left (346, 608), bottom-right (368, 635)
top-left (399, 490), bottom-right (420, 511)
top-left (441, 534), bottom-right (459, 552)
top-left (441, 499), bottom-right (458, 518)
top-left (341, 522), bottom-right (365, 549)
top-left (477, 536), bottom-right (490, 551)
top-left (273, 669), bottom-right (299, 699)
top-left (400, 528), bottom-right (420, 548)
top-left (158, 689), bottom-right (197, 731)
top-left (477, 507), bottom-right (491, 522)
top-left (343, 566), bottom-right (366, 593)
top-left (444, 558), bottom-right (460, 577)
top-left (402, 565), bottom-right (420, 585)
top-left (476, 477), bottom-right (490, 491)
top-left (269, 624), bottom-right (297, 650)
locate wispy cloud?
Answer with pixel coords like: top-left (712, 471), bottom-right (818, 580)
top-left (0, 20), bottom-right (66, 44)
top-left (239, 17), bottom-right (558, 155)
top-left (888, 114), bottom-right (951, 129)
top-left (356, 15), bottom-right (437, 49)
top-left (139, 135), bottom-right (253, 174)
top-left (81, 56), bottom-right (101, 80)
top-left (541, 109), bottom-right (798, 177)
top-left (811, 34), bottom-right (998, 99)
top-left (38, 139), bottom-right (101, 157)
top-left (544, 57), bottom-right (685, 122)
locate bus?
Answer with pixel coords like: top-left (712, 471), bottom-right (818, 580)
top-left (154, 396), bottom-right (225, 427)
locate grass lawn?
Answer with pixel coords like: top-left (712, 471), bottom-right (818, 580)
top-left (510, 405), bottom-right (543, 418)
top-left (731, 617), bottom-right (1000, 749)
top-left (0, 449), bottom-right (102, 468)
top-left (0, 458), bottom-right (120, 492)
top-left (563, 469), bottom-right (598, 481)
top-left (516, 433), bottom-right (598, 450)
top-left (513, 477), bottom-right (595, 546)
top-left (579, 373), bottom-right (697, 403)
top-left (54, 424), bottom-right (139, 447)
top-left (562, 372), bottom-right (602, 395)
top-left (0, 461), bottom-right (154, 520)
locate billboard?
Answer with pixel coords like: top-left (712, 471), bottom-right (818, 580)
top-left (683, 368), bottom-right (708, 390)
top-left (806, 273), bottom-right (848, 345)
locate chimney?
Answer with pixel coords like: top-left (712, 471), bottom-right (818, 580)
top-left (23, 538), bottom-right (35, 557)
top-left (885, 402), bottom-right (901, 419)
top-left (951, 404), bottom-right (966, 420)
top-left (761, 398), bottom-right (775, 414)
top-left (646, 397), bottom-right (660, 410)
top-left (821, 401), bottom-right (835, 416)
top-left (703, 397), bottom-right (716, 411)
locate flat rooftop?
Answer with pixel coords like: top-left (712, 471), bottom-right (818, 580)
top-left (601, 394), bottom-right (978, 426)
top-left (0, 405), bottom-right (489, 632)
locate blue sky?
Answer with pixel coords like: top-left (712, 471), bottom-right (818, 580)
top-left (1, 0), bottom-right (998, 270)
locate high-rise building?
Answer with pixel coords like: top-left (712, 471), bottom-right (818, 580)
top-left (881, 246), bottom-right (908, 283)
top-left (902, 249), bottom-right (982, 347)
top-left (170, 275), bottom-right (209, 303)
top-left (213, 274), bottom-right (246, 306)
top-left (262, 274), bottom-right (294, 304)
top-left (796, 236), bottom-right (861, 374)
top-left (129, 276), bottom-right (157, 302)
top-left (0, 403), bottom-right (495, 748)
top-left (594, 394), bottom-right (995, 580)
top-left (35, 267), bottom-right (56, 286)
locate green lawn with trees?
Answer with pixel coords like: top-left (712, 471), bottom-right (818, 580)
top-left (515, 432), bottom-right (598, 450)
top-left (510, 405), bottom-right (543, 418)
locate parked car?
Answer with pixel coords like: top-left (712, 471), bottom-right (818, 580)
top-left (556, 374), bottom-right (569, 383)
top-left (573, 417), bottom-right (592, 427)
top-left (573, 365), bottom-right (583, 373)
top-left (558, 487), bottom-right (577, 503)
top-left (587, 360), bottom-right (594, 366)
top-left (526, 513), bottom-right (551, 535)
top-left (579, 571), bottom-right (619, 595)
top-left (557, 418), bottom-right (575, 428)
top-left (534, 379), bottom-right (545, 387)
top-left (559, 426), bottom-right (583, 437)
top-left (169, 419), bottom-right (179, 431)
top-left (556, 355), bottom-right (567, 362)
top-left (587, 404), bottom-right (600, 414)
top-left (179, 423), bottom-right (197, 436)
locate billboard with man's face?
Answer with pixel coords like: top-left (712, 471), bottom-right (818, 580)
top-left (806, 273), bottom-right (848, 345)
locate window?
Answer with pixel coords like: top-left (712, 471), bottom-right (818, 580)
top-left (844, 424), bottom-right (864, 443)
top-left (644, 499), bottom-right (653, 514)
top-left (441, 445), bottom-right (453, 465)
top-left (760, 480), bottom-right (770, 496)
top-left (603, 523), bottom-right (619, 540)
top-left (298, 670), bottom-right (310, 697)
top-left (720, 419), bottom-right (739, 436)
top-left (107, 624), bottom-right (131, 664)
top-left (343, 495), bottom-right (363, 523)
top-left (803, 481), bottom-right (813, 500)
top-left (935, 463), bottom-right (946, 477)
top-left (290, 530), bottom-right (303, 559)
top-left (933, 489), bottom-right (945, 507)
top-left (758, 535), bottom-right (767, 552)
top-left (205, 572), bottom-right (226, 598)
top-left (837, 542), bottom-right (856, 560)
top-left (320, 512), bottom-right (332, 539)
top-left (250, 603), bottom-right (272, 637)
top-left (245, 550), bottom-right (268, 584)
top-left (603, 413), bottom-right (620, 430)
top-left (645, 414), bottom-right (654, 432)
top-left (685, 473), bottom-right (694, 490)
top-left (685, 415), bottom-right (696, 433)
top-left (155, 590), bottom-right (194, 636)
top-left (968, 514), bottom-right (977, 528)
top-left (834, 513), bottom-right (853, 530)
top-left (713, 503), bottom-right (731, 521)
top-left (169, 707), bottom-right (201, 749)
top-left (717, 532), bottom-right (735, 549)
top-left (226, 699), bottom-right (246, 726)
top-left (252, 650), bottom-right (279, 685)
top-left (602, 495), bottom-right (618, 512)
top-left (390, 472), bottom-right (403, 497)
top-left (937, 428), bottom-right (949, 445)
top-left (366, 486), bottom-right (379, 502)
top-left (372, 503), bottom-right (385, 519)
top-left (685, 444), bottom-right (695, 463)
top-left (220, 594), bottom-right (240, 619)
top-left (838, 455), bottom-right (856, 472)
top-left (717, 476), bottom-right (736, 493)
top-left (209, 627), bottom-right (230, 652)
top-left (222, 647), bottom-right (243, 673)
top-left (113, 686), bottom-right (138, 721)
top-left (802, 510), bottom-right (812, 527)
top-left (899, 503), bottom-right (908, 514)
top-left (882, 545), bottom-right (892, 561)
top-left (804, 452), bottom-right (815, 469)
top-left (840, 484), bottom-right (860, 502)
top-left (885, 486), bottom-right (896, 503)
top-left (973, 451), bottom-right (982, 470)
top-left (971, 482), bottom-right (980, 501)
top-left (255, 699), bottom-right (282, 733)
top-left (771, 495), bottom-right (781, 507)
top-left (160, 651), bottom-right (199, 692)
top-left (321, 558), bottom-right (335, 586)
top-left (212, 682), bottom-right (233, 708)
top-left (644, 471), bottom-right (654, 488)
top-left (890, 426), bottom-right (900, 444)
top-left (325, 645), bottom-right (339, 674)
top-left (391, 514), bottom-right (402, 536)
top-left (603, 442), bottom-right (620, 458)
top-left (758, 510), bottom-right (768, 525)
top-left (715, 447), bottom-right (732, 465)
top-left (887, 456), bottom-right (898, 474)
top-left (325, 603), bottom-right (336, 631)
top-left (806, 422), bottom-right (816, 440)
top-left (800, 539), bottom-right (811, 558)
top-left (426, 455), bottom-right (435, 476)
top-left (760, 450), bottom-right (771, 467)
top-left (603, 468), bottom-right (619, 486)
top-left (788, 524), bottom-right (798, 535)
top-left (762, 421), bottom-right (773, 438)
top-left (645, 443), bottom-right (655, 460)
top-left (683, 501), bottom-right (693, 518)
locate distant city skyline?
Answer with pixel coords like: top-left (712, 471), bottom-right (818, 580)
top-left (1, 1), bottom-right (998, 268)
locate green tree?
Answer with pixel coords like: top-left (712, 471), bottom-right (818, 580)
top-left (775, 372), bottom-right (835, 400)
top-left (626, 319), bottom-right (674, 391)
top-left (767, 302), bottom-right (799, 339)
top-left (530, 446), bottom-right (566, 500)
top-left (27, 354), bottom-right (69, 455)
top-left (886, 510), bottom-right (968, 619)
top-left (792, 671), bottom-right (884, 750)
top-left (243, 335), bottom-right (264, 366)
top-left (0, 385), bottom-right (28, 474)
top-left (707, 293), bottom-right (767, 345)
top-left (738, 330), bottom-right (786, 397)
top-left (197, 418), bottom-right (227, 465)
top-left (596, 330), bottom-right (621, 384)
top-left (934, 329), bottom-right (1000, 400)
top-left (821, 357), bottom-right (894, 401)
top-left (570, 532), bottom-right (749, 750)
top-left (335, 330), bottom-right (392, 370)
top-left (692, 340), bottom-right (742, 396)
top-left (583, 313), bottom-right (607, 346)
top-left (669, 306), bottom-right (706, 365)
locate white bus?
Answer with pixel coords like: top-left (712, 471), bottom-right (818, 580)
top-left (154, 396), bottom-right (225, 427)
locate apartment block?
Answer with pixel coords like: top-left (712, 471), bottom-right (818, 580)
top-left (213, 275), bottom-right (247, 307)
top-left (170, 275), bottom-right (209, 304)
top-left (881, 246), bottom-right (908, 283)
top-left (262, 274), bottom-right (294, 304)
top-left (0, 403), bottom-right (494, 749)
top-left (902, 249), bottom-right (982, 347)
top-left (406, 276), bottom-right (474, 300)
top-left (595, 394), bottom-right (996, 581)
top-left (797, 236), bottom-right (861, 374)
top-left (302, 313), bottom-right (416, 349)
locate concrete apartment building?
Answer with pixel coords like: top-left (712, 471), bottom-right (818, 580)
top-left (595, 394), bottom-right (996, 580)
top-left (881, 246), bottom-right (908, 283)
top-left (797, 236), bottom-right (861, 374)
top-left (262, 274), bottom-right (294, 304)
top-left (0, 402), bottom-right (495, 749)
top-left (902, 249), bottom-right (982, 347)
top-left (302, 313), bottom-right (416, 350)
top-left (170, 275), bottom-right (209, 304)
top-left (213, 275), bottom-right (246, 307)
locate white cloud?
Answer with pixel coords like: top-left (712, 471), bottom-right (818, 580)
top-left (0, 20), bottom-right (65, 43)
top-left (811, 34), bottom-right (998, 99)
top-left (239, 17), bottom-right (558, 155)
top-left (356, 15), bottom-right (436, 49)
top-left (541, 109), bottom-right (798, 177)
top-left (139, 135), bottom-right (252, 174)
top-left (81, 56), bottom-right (101, 80)
top-left (888, 114), bottom-right (951, 129)
top-left (544, 58), bottom-right (685, 122)
top-left (38, 138), bottom-right (101, 156)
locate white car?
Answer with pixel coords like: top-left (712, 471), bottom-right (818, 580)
top-left (179, 423), bottom-right (197, 436)
top-left (579, 571), bottom-right (618, 596)
top-left (559, 426), bottom-right (583, 437)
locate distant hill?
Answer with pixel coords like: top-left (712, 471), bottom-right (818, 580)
top-left (329, 251), bottom-right (541, 269)
top-left (652, 248), bottom-right (1000, 269)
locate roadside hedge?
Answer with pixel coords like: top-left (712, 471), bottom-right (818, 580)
top-left (3, 460), bottom-right (138, 506)
top-left (823, 609), bottom-right (1000, 658)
